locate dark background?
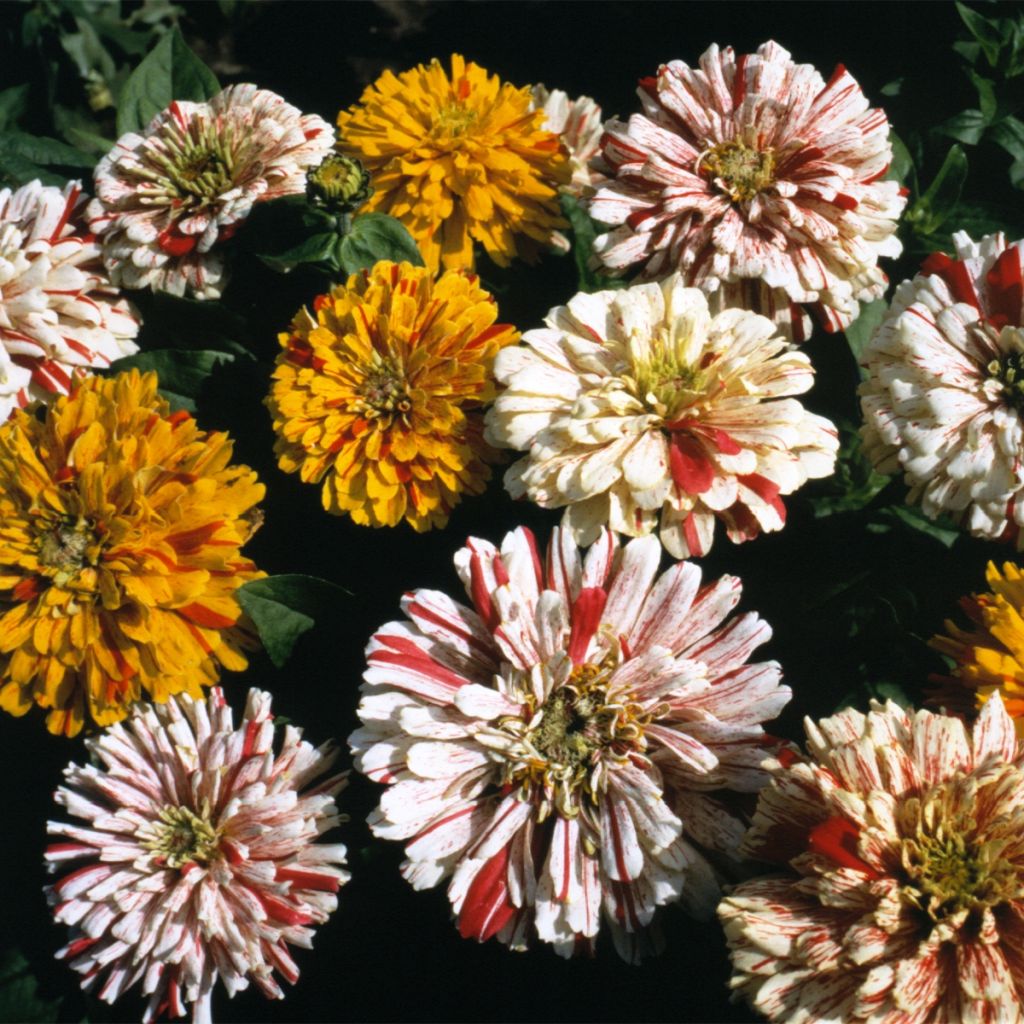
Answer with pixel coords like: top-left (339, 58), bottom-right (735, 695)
top-left (0, 2), bottom-right (1011, 1022)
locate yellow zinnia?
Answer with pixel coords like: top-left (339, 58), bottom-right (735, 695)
top-left (336, 54), bottom-right (570, 273)
top-left (930, 561), bottom-right (1024, 733)
top-left (0, 370), bottom-right (265, 736)
top-left (268, 260), bottom-right (518, 531)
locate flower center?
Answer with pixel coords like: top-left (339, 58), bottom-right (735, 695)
top-left (898, 781), bottom-right (1022, 923)
top-left (699, 140), bottom-right (776, 203)
top-left (37, 516), bottom-right (101, 587)
top-left (986, 348), bottom-right (1024, 413)
top-left (142, 805), bottom-right (221, 869)
top-left (495, 655), bottom-right (660, 821)
top-left (357, 360), bottom-right (412, 417)
top-left (623, 329), bottom-right (706, 420)
top-left (433, 104), bottom-right (478, 138)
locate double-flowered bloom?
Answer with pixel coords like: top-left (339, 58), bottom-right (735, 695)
top-left (351, 525), bottom-right (790, 960)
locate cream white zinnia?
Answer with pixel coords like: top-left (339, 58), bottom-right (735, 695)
top-left (860, 232), bottom-right (1024, 546)
top-left (587, 41), bottom-right (905, 343)
top-left (486, 275), bottom-right (838, 559)
top-left (46, 688), bottom-right (349, 1022)
top-left (350, 525), bottom-right (791, 961)
top-left (0, 180), bottom-right (138, 422)
top-left (87, 84), bottom-right (334, 299)
top-left (719, 695), bottom-right (1024, 1023)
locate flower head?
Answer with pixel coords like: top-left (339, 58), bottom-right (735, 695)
top-left (860, 232), bottom-right (1024, 545)
top-left (0, 370), bottom-right (264, 736)
top-left (931, 561), bottom-right (1024, 732)
top-left (350, 525), bottom-right (790, 960)
top-left (531, 84), bottom-right (604, 196)
top-left (0, 180), bottom-right (139, 421)
top-left (486, 273), bottom-right (837, 559)
top-left (587, 41), bottom-right (905, 342)
top-left (268, 260), bottom-right (518, 532)
top-left (335, 54), bottom-right (569, 273)
top-left (86, 84), bottom-right (334, 299)
top-left (46, 687), bottom-right (348, 1021)
top-left (719, 695), bottom-right (1024, 1023)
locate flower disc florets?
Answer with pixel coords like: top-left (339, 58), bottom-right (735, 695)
top-left (0, 180), bottom-right (139, 422)
top-left (587, 41), bottom-right (905, 343)
top-left (336, 54), bottom-right (570, 273)
top-left (86, 84), bottom-right (334, 298)
top-left (719, 695), bottom-right (1024, 1023)
top-left (0, 370), bottom-right (264, 735)
top-left (486, 273), bottom-right (838, 558)
top-left (350, 525), bottom-right (790, 961)
top-left (268, 260), bottom-right (518, 531)
top-left (46, 687), bottom-right (349, 1021)
top-left (860, 232), bottom-right (1024, 546)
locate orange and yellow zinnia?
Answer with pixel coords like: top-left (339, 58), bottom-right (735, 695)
top-left (0, 370), bottom-right (264, 736)
top-left (930, 561), bottom-right (1024, 734)
top-left (267, 260), bottom-right (518, 531)
top-left (335, 54), bottom-right (570, 273)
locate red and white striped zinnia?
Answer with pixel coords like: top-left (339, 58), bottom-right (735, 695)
top-left (860, 231), bottom-right (1024, 546)
top-left (587, 41), bottom-right (905, 342)
top-left (531, 84), bottom-right (604, 196)
top-left (485, 274), bottom-right (837, 559)
top-left (0, 179), bottom-right (138, 422)
top-left (719, 694), bottom-right (1024, 1023)
top-left (350, 525), bottom-right (790, 961)
top-left (87, 84), bottom-right (334, 299)
top-left (46, 688), bottom-right (348, 1022)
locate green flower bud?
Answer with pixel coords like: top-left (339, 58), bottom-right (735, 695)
top-left (306, 153), bottom-right (374, 214)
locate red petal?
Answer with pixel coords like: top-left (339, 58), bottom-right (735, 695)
top-left (458, 844), bottom-right (516, 942)
top-left (157, 225), bottom-right (198, 257)
top-left (986, 246), bottom-right (1024, 327)
top-left (807, 816), bottom-right (880, 878)
top-left (668, 435), bottom-right (714, 495)
top-left (568, 587), bottom-right (608, 666)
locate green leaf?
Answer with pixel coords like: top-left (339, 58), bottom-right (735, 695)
top-left (52, 104), bottom-right (115, 157)
top-left (991, 115), bottom-right (1024, 161)
top-left (0, 85), bottom-right (29, 130)
top-left (128, 292), bottom-right (249, 351)
top-left (237, 575), bottom-right (352, 668)
top-left (257, 232), bottom-right (339, 273)
top-left (957, 1), bottom-right (1003, 66)
top-left (935, 108), bottom-right (987, 145)
top-left (0, 153), bottom-right (67, 189)
top-left (0, 950), bottom-right (60, 1024)
top-left (336, 212), bottom-right (424, 275)
top-left (908, 144), bottom-right (968, 234)
top-left (843, 297), bottom-right (888, 371)
top-left (880, 78), bottom-right (903, 97)
top-left (116, 27), bottom-right (219, 136)
top-left (874, 505), bottom-right (960, 548)
top-left (0, 131), bottom-right (94, 169)
top-left (104, 349), bottom-right (237, 412)
top-left (968, 68), bottom-right (998, 121)
top-left (886, 130), bottom-right (915, 187)
top-left (808, 421), bottom-right (890, 518)
top-left (560, 193), bottom-right (628, 294)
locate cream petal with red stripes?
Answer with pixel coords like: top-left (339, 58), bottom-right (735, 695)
top-left (585, 41), bottom-right (905, 343)
top-left (486, 275), bottom-right (837, 559)
top-left (0, 180), bottom-right (138, 421)
top-left (860, 231), bottom-right (1024, 547)
top-left (350, 525), bottom-right (789, 961)
top-left (719, 694), bottom-right (1024, 1023)
top-left (45, 688), bottom-right (348, 1022)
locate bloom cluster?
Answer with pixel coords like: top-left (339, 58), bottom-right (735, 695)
top-left (3, 17), bottom-right (1024, 1024)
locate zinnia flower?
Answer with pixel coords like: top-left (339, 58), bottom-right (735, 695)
top-left (335, 54), bottom-right (570, 273)
top-left (930, 560), bottom-right (1024, 732)
top-left (485, 273), bottom-right (838, 559)
top-left (350, 525), bottom-right (790, 961)
top-left (267, 260), bottom-right (517, 532)
top-left (719, 694), bottom-right (1024, 1023)
top-left (86, 84), bottom-right (334, 299)
top-left (0, 370), bottom-right (264, 736)
top-left (46, 687), bottom-right (348, 1022)
top-left (0, 180), bottom-right (139, 422)
top-left (587, 41), bottom-right (905, 342)
top-left (860, 232), bottom-right (1024, 545)
top-left (531, 84), bottom-right (604, 196)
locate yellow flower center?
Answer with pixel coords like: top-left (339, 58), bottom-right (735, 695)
top-left (623, 327), bottom-right (708, 421)
top-left (497, 656), bottom-right (661, 821)
top-left (142, 804), bottom-right (221, 869)
top-left (699, 140), bottom-right (776, 203)
top-left (982, 328), bottom-right (1024, 413)
top-left (433, 103), bottom-right (478, 138)
top-left (357, 360), bottom-right (412, 417)
top-left (36, 515), bottom-right (102, 588)
top-left (898, 776), bottom-right (1023, 923)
